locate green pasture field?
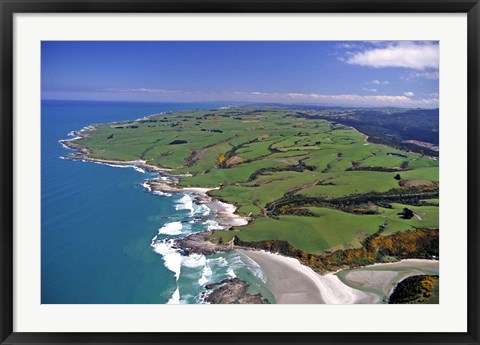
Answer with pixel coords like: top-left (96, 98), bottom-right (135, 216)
top-left (74, 106), bottom-right (439, 255)
top-left (209, 202), bottom-right (439, 253)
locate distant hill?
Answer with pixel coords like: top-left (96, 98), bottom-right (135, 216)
top-left (282, 106), bottom-right (439, 156)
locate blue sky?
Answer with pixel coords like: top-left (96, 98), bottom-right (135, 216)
top-left (42, 41), bottom-right (439, 108)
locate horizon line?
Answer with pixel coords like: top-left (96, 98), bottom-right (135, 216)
top-left (41, 98), bottom-right (439, 110)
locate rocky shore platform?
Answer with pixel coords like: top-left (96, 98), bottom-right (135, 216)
top-left (174, 231), bottom-right (234, 255)
top-left (202, 278), bottom-right (269, 304)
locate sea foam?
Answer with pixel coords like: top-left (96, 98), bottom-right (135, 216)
top-left (141, 182), bottom-right (152, 192)
top-left (193, 204), bottom-right (210, 217)
top-left (167, 287), bottom-right (180, 304)
top-left (205, 220), bottom-right (223, 231)
top-left (133, 166), bottom-right (145, 174)
top-left (175, 195), bottom-right (194, 214)
top-left (151, 239), bottom-right (182, 280)
top-left (229, 253), bottom-right (266, 283)
top-left (198, 264), bottom-right (213, 286)
top-left (182, 253), bottom-right (207, 268)
top-left (158, 221), bottom-right (183, 236)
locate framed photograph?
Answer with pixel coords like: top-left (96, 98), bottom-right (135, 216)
top-left (1, 0), bottom-right (479, 344)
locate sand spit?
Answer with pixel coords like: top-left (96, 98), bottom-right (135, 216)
top-left (366, 259), bottom-right (439, 271)
top-left (239, 249), bottom-right (379, 304)
top-left (338, 259), bottom-right (439, 299)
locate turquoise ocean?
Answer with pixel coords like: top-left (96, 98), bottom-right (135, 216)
top-left (41, 100), bottom-right (273, 304)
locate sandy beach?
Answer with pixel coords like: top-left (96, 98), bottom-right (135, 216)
top-left (337, 259), bottom-right (439, 299)
top-left (61, 122), bottom-right (436, 305)
top-left (146, 180), bottom-right (249, 229)
top-left (238, 249), bottom-right (380, 304)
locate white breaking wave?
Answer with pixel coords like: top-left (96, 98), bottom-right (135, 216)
top-left (141, 182), bottom-right (151, 192)
top-left (175, 195), bottom-right (194, 214)
top-left (193, 204), bottom-right (210, 216)
top-left (133, 166), bottom-right (145, 173)
top-left (81, 125), bottom-right (95, 131)
top-left (204, 220), bottom-right (224, 231)
top-left (59, 136), bottom-right (82, 142)
top-left (92, 161), bottom-right (133, 169)
top-left (229, 253), bottom-right (266, 283)
top-left (198, 263), bottom-right (213, 286)
top-left (158, 221), bottom-right (183, 236)
top-left (241, 253), bottom-right (267, 283)
top-left (208, 256), bottom-right (229, 267)
top-left (167, 287), bottom-right (180, 304)
top-left (227, 268), bottom-right (237, 278)
top-left (142, 181), bottom-right (172, 196)
top-left (182, 254), bottom-right (207, 268)
top-left (153, 191), bottom-right (172, 197)
top-left (151, 239), bottom-right (182, 280)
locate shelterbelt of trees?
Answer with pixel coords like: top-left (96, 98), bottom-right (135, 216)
top-left (234, 227), bottom-right (439, 274)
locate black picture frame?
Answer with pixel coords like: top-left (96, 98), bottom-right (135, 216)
top-left (1, 1), bottom-right (479, 344)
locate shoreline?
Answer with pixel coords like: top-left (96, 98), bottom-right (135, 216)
top-left (59, 125), bottom-right (173, 173)
top-left (144, 180), bottom-right (251, 255)
top-left (61, 139), bottom-right (173, 173)
top-left (238, 249), bottom-right (380, 304)
top-left (60, 122), bottom-right (438, 305)
top-left (146, 180), bottom-right (249, 229)
top-left (335, 259), bottom-right (439, 301)
top-left (60, 125), bottom-right (250, 251)
top-left (239, 250), bottom-right (439, 304)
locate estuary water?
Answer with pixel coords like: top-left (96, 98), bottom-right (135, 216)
top-left (41, 100), bottom-right (273, 304)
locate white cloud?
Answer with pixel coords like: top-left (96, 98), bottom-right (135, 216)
top-left (404, 91), bottom-right (415, 97)
top-left (403, 71), bottom-right (439, 80)
top-left (48, 86), bottom-right (438, 108)
top-left (346, 42), bottom-right (439, 70)
top-left (232, 90), bottom-right (437, 107)
top-left (338, 43), bottom-right (356, 49)
top-left (369, 80), bottom-right (389, 85)
top-left (363, 88), bottom-right (378, 92)
top-left (103, 87), bottom-right (178, 94)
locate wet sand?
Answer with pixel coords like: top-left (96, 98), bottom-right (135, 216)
top-left (337, 259), bottom-right (439, 298)
top-left (238, 249), bottom-right (379, 304)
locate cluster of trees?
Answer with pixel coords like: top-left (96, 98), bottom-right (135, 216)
top-left (138, 119), bottom-right (160, 123)
top-left (277, 205), bottom-right (317, 217)
top-left (387, 152), bottom-right (408, 158)
top-left (389, 275), bottom-right (439, 304)
top-left (234, 228), bottom-right (439, 274)
top-left (247, 162), bottom-right (316, 182)
top-left (216, 154), bottom-right (228, 168)
top-left (346, 166), bottom-right (409, 172)
top-left (169, 139), bottom-right (188, 145)
top-left (200, 129), bottom-right (223, 133)
top-left (370, 228), bottom-right (439, 259)
top-left (114, 125), bottom-right (139, 129)
top-left (400, 207), bottom-right (415, 219)
top-left (267, 185), bottom-right (439, 216)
